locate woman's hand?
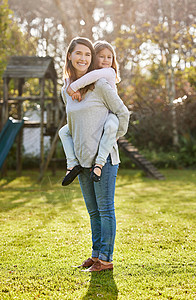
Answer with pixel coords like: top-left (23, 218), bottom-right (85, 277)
top-left (72, 91), bottom-right (82, 102)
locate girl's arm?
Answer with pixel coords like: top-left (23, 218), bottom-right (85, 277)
top-left (70, 68), bottom-right (116, 92)
top-left (97, 78), bottom-right (130, 139)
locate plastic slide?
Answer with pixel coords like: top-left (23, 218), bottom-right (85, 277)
top-left (0, 118), bottom-right (24, 169)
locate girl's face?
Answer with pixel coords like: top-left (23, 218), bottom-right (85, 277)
top-left (96, 48), bottom-right (113, 68)
top-left (68, 44), bottom-right (92, 77)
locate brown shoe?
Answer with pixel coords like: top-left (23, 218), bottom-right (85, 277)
top-left (81, 260), bottom-right (113, 272)
top-left (74, 257), bottom-right (95, 268)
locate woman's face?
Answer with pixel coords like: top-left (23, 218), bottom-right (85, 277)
top-left (96, 48), bottom-right (113, 69)
top-left (68, 44), bottom-right (92, 77)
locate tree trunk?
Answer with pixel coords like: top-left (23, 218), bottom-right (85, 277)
top-left (170, 65), bottom-right (179, 147)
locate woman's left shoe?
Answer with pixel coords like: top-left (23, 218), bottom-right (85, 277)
top-left (62, 165), bottom-right (83, 186)
top-left (90, 165), bottom-right (102, 182)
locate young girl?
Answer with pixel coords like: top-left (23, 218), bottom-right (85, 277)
top-left (59, 41), bottom-right (123, 185)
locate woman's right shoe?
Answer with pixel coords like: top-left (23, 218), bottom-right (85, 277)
top-left (75, 258), bottom-right (95, 268)
top-left (62, 165), bottom-right (83, 186)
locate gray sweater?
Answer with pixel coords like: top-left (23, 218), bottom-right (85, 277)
top-left (62, 78), bottom-right (130, 168)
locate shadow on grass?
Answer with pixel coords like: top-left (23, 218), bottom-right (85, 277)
top-left (82, 271), bottom-right (118, 300)
top-left (0, 171), bottom-right (83, 213)
top-left (0, 174), bottom-right (23, 188)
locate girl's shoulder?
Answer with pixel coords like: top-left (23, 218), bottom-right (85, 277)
top-left (94, 68), bottom-right (116, 87)
top-left (97, 67), bottom-right (115, 74)
top-left (94, 78), bottom-right (112, 90)
top-left (90, 67), bottom-right (116, 77)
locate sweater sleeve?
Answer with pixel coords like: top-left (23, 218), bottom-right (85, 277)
top-left (96, 78), bottom-right (130, 139)
top-left (70, 68), bottom-right (116, 92)
top-left (61, 79), bottom-right (68, 105)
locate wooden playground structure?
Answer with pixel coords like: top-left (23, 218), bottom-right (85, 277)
top-left (0, 55), bottom-right (164, 180)
top-left (0, 56), bottom-right (65, 179)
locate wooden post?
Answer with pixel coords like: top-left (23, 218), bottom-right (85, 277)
top-left (40, 78), bottom-right (45, 177)
top-left (53, 77), bottom-right (57, 105)
top-left (46, 103), bottom-right (52, 131)
top-left (52, 77), bottom-right (58, 175)
top-left (51, 135), bottom-right (56, 176)
top-left (38, 111), bottom-right (66, 182)
top-left (0, 104), bottom-right (2, 133)
top-left (2, 77), bottom-right (9, 126)
top-left (16, 78), bottom-right (24, 175)
top-left (1, 77), bottom-right (9, 177)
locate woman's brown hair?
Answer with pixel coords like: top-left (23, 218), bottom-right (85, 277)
top-left (64, 37), bottom-right (95, 96)
top-left (94, 40), bottom-right (121, 83)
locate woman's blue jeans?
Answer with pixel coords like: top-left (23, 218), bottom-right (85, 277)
top-left (78, 156), bottom-right (119, 262)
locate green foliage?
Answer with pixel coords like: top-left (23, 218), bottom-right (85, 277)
top-left (0, 0), bottom-right (37, 98)
top-left (4, 141), bottom-right (17, 169)
top-left (0, 170), bottom-right (196, 299)
top-left (116, 16), bottom-right (196, 155)
top-left (178, 134), bottom-right (196, 167)
top-left (119, 60), bottom-right (196, 154)
top-left (187, 66), bottom-right (196, 88)
top-left (137, 142), bottom-right (196, 169)
top-left (119, 148), bottom-right (136, 169)
top-left (139, 149), bottom-right (181, 169)
top-left (0, 0), bottom-right (13, 77)
top-left (5, 143), bottom-right (40, 170)
top-left (6, 139), bottom-right (66, 171)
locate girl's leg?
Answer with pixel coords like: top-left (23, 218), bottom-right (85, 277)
top-left (78, 169), bottom-right (101, 259)
top-left (93, 114), bottom-right (119, 178)
top-left (94, 155), bottom-right (118, 262)
top-left (58, 124), bottom-right (79, 169)
top-left (95, 113), bottom-right (119, 166)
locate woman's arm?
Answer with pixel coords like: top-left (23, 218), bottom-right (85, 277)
top-left (70, 68), bottom-right (116, 92)
top-left (97, 79), bottom-right (130, 139)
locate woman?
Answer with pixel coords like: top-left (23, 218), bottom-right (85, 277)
top-left (59, 40), bottom-right (121, 185)
top-left (61, 37), bottom-right (129, 272)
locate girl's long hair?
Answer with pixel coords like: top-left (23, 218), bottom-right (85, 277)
top-left (94, 40), bottom-right (121, 83)
top-left (64, 37), bottom-right (96, 96)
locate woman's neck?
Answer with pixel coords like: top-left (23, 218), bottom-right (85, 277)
top-left (76, 70), bottom-right (87, 79)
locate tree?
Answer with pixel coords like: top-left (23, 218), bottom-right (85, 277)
top-left (7, 0), bottom-right (146, 83)
top-left (5, 0), bottom-right (196, 151)
top-left (0, 0), bottom-right (37, 98)
top-left (115, 0), bottom-right (196, 147)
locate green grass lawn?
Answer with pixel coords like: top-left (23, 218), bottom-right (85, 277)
top-left (0, 169), bottom-right (196, 300)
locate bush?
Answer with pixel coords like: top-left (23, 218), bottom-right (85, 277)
top-left (178, 134), bottom-right (196, 167)
top-left (120, 133), bottom-right (196, 169)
